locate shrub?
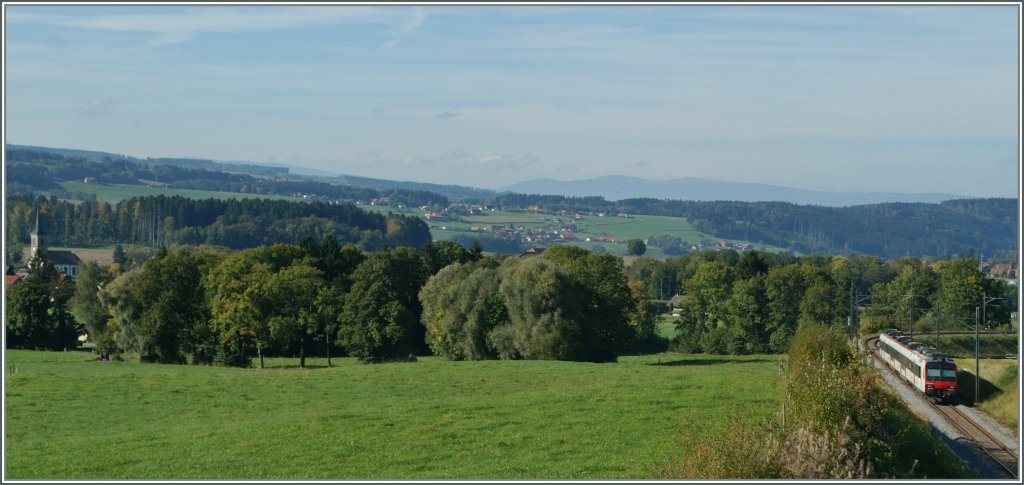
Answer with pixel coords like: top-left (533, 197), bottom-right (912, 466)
top-left (699, 326), bottom-right (731, 355)
top-left (661, 415), bottom-right (870, 479)
top-left (766, 418), bottom-right (872, 479)
top-left (662, 415), bottom-right (779, 479)
top-left (670, 325), bottom-right (702, 353)
top-left (787, 322), bottom-right (852, 380)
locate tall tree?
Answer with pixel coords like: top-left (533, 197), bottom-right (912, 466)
top-left (936, 258), bottom-right (985, 323)
top-left (264, 265), bottom-right (325, 368)
top-left (725, 275), bottom-right (770, 354)
top-left (337, 247), bottom-right (429, 362)
top-left (208, 260), bottom-right (273, 368)
top-left (764, 264), bottom-right (808, 352)
top-left (627, 239), bottom-right (647, 256)
top-left (678, 261), bottom-right (734, 335)
top-left (69, 261), bottom-right (115, 349)
top-left (496, 256), bottom-right (588, 361)
top-left (5, 257), bottom-right (76, 350)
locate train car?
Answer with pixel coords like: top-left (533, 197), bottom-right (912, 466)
top-left (877, 329), bottom-right (958, 403)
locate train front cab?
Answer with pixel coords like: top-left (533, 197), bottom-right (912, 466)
top-left (924, 360), bottom-right (958, 403)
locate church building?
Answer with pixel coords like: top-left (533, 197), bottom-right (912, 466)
top-left (30, 209), bottom-right (82, 278)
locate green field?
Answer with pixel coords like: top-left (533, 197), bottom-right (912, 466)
top-left (657, 317), bottom-right (679, 340)
top-left (4, 350), bottom-right (783, 479)
top-left (58, 181), bottom-right (300, 203)
top-left (970, 360), bottom-right (1019, 431)
top-left (412, 208), bottom-right (785, 257)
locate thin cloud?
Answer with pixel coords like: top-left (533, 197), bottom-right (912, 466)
top-left (435, 110), bottom-right (462, 120)
top-left (383, 7), bottom-right (426, 49)
top-left (81, 97), bottom-right (116, 118)
top-left (9, 7), bottom-right (388, 46)
top-left (478, 153), bottom-right (539, 170)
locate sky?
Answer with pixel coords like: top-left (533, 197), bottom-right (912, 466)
top-left (3, 3), bottom-right (1020, 197)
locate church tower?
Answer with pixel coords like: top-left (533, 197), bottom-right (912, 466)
top-left (30, 208), bottom-right (44, 258)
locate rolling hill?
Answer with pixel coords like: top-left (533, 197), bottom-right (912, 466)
top-left (500, 175), bottom-right (969, 207)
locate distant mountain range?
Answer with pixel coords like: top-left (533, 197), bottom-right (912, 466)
top-left (500, 176), bottom-right (969, 207)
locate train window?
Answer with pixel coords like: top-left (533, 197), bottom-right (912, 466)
top-left (942, 365), bottom-right (957, 380)
top-left (926, 364), bottom-right (941, 379)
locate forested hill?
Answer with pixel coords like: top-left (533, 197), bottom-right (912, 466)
top-left (471, 194), bottom-right (1019, 259)
top-left (5, 195), bottom-right (432, 251)
top-left (9, 144), bottom-right (288, 177)
top-left (674, 198), bottom-right (1018, 259)
top-left (5, 147), bottom-right (449, 208)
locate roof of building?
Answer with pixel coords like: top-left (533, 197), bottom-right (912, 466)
top-left (5, 274), bottom-right (26, 288)
top-left (46, 250), bottom-right (82, 266)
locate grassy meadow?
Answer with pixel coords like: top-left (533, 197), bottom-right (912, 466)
top-left (4, 350), bottom-right (784, 479)
top-left (956, 359), bottom-right (1019, 431)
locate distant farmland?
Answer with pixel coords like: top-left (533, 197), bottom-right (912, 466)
top-left (49, 184), bottom-right (785, 257)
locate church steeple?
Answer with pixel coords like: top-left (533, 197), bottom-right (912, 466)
top-left (30, 208), bottom-right (43, 258)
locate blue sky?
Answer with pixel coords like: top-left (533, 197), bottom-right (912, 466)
top-left (3, 4), bottom-right (1020, 196)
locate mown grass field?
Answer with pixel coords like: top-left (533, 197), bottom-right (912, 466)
top-left (58, 181), bottom-right (300, 203)
top-left (5, 350), bottom-right (784, 479)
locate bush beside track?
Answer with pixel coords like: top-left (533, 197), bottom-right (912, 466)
top-left (662, 323), bottom-right (973, 479)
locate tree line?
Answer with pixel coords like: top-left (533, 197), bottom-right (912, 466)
top-left (625, 250), bottom-right (1016, 355)
top-left (4, 195), bottom-right (431, 261)
top-left (8, 237), bottom-right (1013, 364)
top-left (7, 239), bottom-right (658, 366)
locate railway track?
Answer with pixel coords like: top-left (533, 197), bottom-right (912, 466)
top-left (865, 337), bottom-right (1019, 479)
top-left (927, 401), bottom-right (1018, 478)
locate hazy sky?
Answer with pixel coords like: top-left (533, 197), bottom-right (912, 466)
top-left (4, 4), bottom-right (1020, 196)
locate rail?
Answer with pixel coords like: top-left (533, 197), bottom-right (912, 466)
top-left (927, 401), bottom-right (1018, 479)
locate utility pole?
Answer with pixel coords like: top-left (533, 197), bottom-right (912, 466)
top-left (982, 296), bottom-right (1003, 332)
top-left (909, 294), bottom-right (915, 339)
top-left (935, 297), bottom-right (941, 351)
top-left (977, 296), bottom-right (1003, 405)
top-left (849, 281), bottom-right (855, 341)
top-left (901, 291), bottom-right (922, 339)
top-left (849, 292), bottom-right (871, 341)
top-left (975, 306), bottom-right (981, 404)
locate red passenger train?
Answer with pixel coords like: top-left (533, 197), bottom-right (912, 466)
top-left (877, 329), bottom-right (958, 403)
